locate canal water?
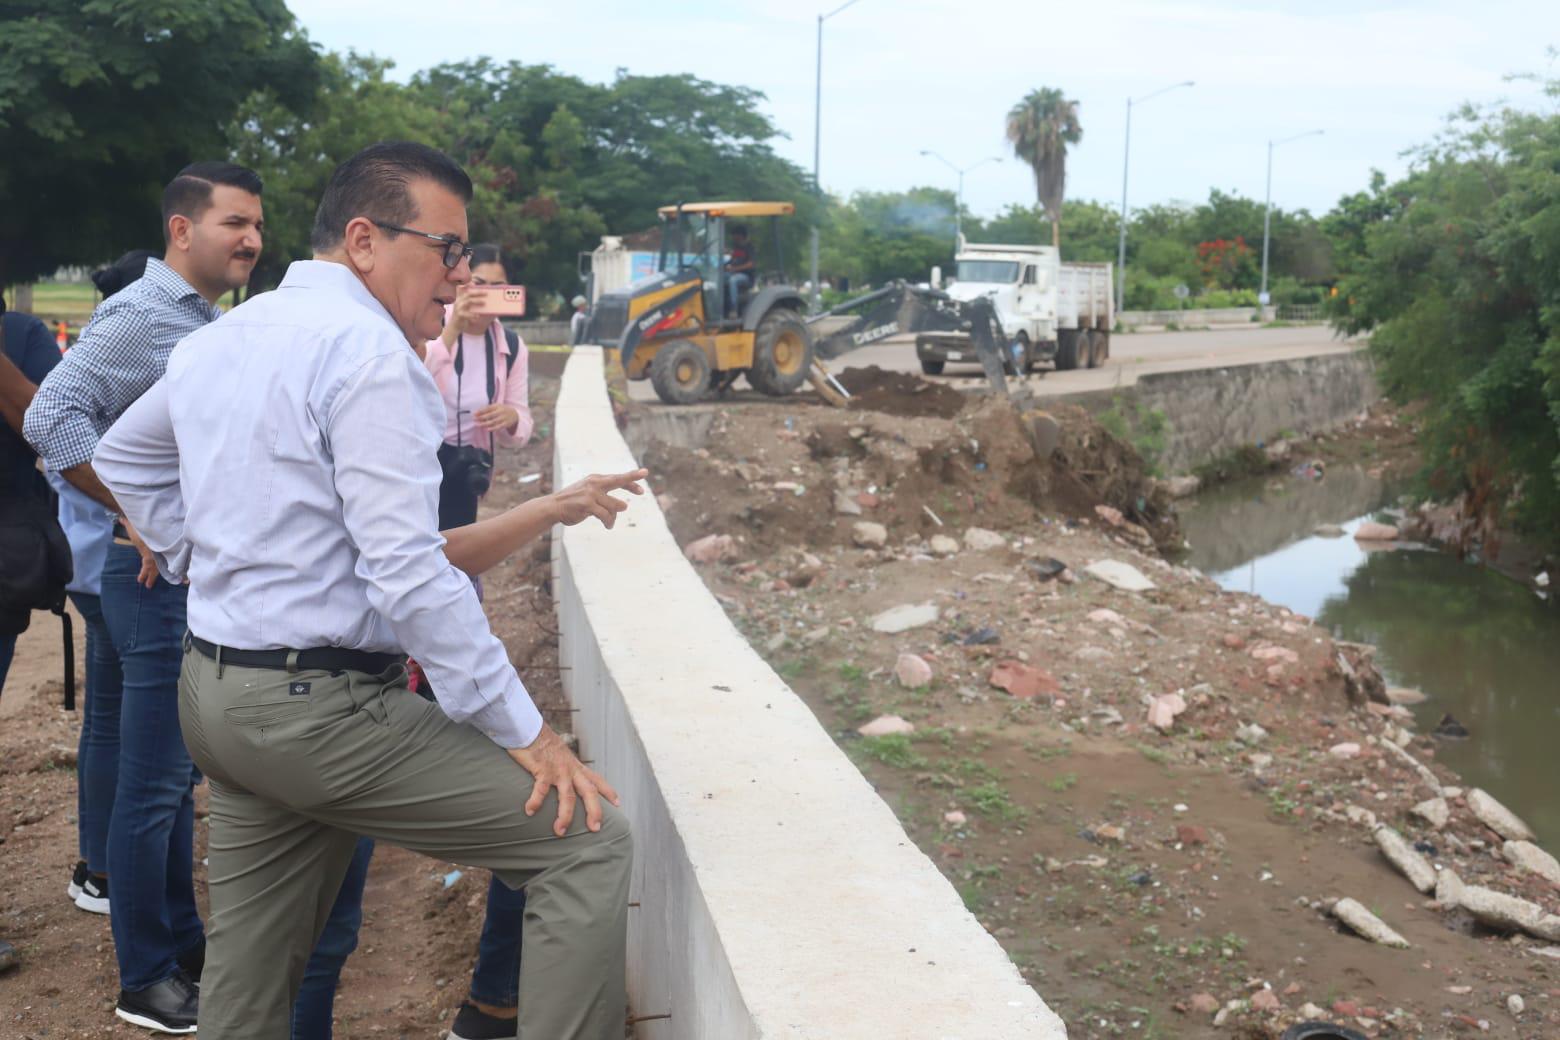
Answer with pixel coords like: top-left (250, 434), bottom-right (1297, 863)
top-left (1178, 467), bottom-right (1557, 849)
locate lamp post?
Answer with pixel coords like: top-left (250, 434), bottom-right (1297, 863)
top-left (1115, 80), bottom-right (1194, 314)
top-left (918, 150), bottom-right (1002, 249)
top-left (811, 0), bottom-right (865, 311)
top-left (1260, 129), bottom-right (1324, 308)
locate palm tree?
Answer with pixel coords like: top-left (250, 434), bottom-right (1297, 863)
top-left (1005, 88), bottom-right (1082, 249)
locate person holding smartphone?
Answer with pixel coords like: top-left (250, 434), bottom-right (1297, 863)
top-left (423, 244), bottom-right (532, 529)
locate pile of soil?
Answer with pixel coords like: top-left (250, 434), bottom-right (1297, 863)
top-left (835, 365), bottom-right (968, 419)
top-left (638, 390), bottom-right (1178, 562)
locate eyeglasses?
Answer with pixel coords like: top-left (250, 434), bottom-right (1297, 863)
top-left (372, 221), bottom-right (474, 270)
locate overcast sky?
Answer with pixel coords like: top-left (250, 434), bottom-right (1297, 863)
top-left (288, 0), bottom-right (1556, 220)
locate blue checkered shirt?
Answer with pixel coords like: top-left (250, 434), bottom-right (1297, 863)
top-left (23, 258), bottom-right (221, 472)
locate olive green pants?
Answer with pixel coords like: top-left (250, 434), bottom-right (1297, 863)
top-left (177, 645), bottom-right (631, 1039)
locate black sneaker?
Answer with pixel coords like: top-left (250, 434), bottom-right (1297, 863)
top-left (176, 940), bottom-right (204, 986)
top-left (74, 872), bottom-right (110, 915)
top-left (446, 1001), bottom-right (519, 1040)
top-left (115, 971), bottom-right (198, 1034)
top-left (68, 860), bottom-right (88, 901)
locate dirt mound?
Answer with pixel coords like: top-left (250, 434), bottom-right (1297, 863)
top-left (636, 392), bottom-right (1179, 560)
top-left (834, 365), bottom-right (967, 419)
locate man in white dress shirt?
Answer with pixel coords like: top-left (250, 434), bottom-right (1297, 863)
top-left (93, 142), bottom-right (631, 1040)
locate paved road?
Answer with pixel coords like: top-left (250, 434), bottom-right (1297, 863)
top-left (624, 323), bottom-right (1362, 404)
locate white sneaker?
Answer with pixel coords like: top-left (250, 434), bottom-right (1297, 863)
top-left (74, 873), bottom-right (110, 915)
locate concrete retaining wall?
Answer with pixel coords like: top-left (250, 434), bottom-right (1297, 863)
top-left (552, 345), bottom-right (1066, 1039)
top-left (1117, 306), bottom-right (1269, 328)
top-left (1067, 351), bottom-right (1379, 474)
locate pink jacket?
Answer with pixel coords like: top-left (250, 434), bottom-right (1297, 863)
top-left (423, 314), bottom-right (533, 447)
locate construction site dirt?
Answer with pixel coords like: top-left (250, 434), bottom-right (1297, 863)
top-left (641, 370), bottom-right (1558, 1039)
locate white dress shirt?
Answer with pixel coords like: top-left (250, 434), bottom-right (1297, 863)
top-left (93, 259), bottom-right (541, 749)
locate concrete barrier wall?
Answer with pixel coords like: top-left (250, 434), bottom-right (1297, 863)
top-left (1117, 306), bottom-right (1269, 328)
top-left (1066, 351), bottom-right (1379, 474)
top-left (552, 345), bottom-right (1066, 1039)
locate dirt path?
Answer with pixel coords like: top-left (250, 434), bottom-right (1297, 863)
top-left (0, 382), bottom-right (587, 1037)
top-left (645, 383), bottom-right (1558, 1039)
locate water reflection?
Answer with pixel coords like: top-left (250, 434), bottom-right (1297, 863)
top-left (1180, 470), bottom-right (1559, 849)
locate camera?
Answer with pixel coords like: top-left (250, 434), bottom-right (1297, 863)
top-left (450, 444), bottom-right (493, 498)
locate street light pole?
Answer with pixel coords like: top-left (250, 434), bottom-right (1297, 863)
top-left (812, 0), bottom-right (864, 311)
top-left (1260, 129), bottom-right (1324, 307)
top-left (1115, 80), bottom-right (1193, 314)
top-left (919, 150), bottom-right (1001, 251)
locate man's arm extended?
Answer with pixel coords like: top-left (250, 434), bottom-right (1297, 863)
top-left (440, 469), bottom-right (647, 578)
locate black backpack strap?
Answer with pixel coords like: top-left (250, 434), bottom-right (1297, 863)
top-left (503, 326), bottom-right (520, 375)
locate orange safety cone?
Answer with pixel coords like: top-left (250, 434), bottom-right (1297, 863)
top-left (55, 320), bottom-right (69, 351)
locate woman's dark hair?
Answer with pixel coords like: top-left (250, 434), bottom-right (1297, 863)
top-left (310, 141), bottom-right (473, 252)
top-left (470, 243), bottom-right (503, 268)
top-left (91, 249), bottom-right (157, 298)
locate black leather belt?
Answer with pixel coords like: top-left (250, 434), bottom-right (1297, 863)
top-left (186, 634), bottom-right (403, 675)
top-left (112, 520), bottom-right (132, 542)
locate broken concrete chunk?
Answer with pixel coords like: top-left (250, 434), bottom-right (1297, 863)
top-left (928, 534), bottom-right (960, 557)
top-left (852, 521), bottom-right (888, 548)
top-left (1235, 723), bottom-right (1269, 745)
top-left (1329, 742), bottom-right (1362, 759)
top-left (833, 489), bottom-right (864, 516)
top-left (1502, 841), bottom-right (1560, 886)
top-left (870, 603), bottom-right (939, 634)
top-left (684, 533), bottom-right (737, 563)
top-left (893, 653), bottom-right (933, 690)
top-left (1410, 797), bottom-right (1450, 830)
top-left (988, 659), bottom-right (1060, 701)
top-left (1354, 521), bottom-right (1401, 541)
top-left (962, 526), bottom-right (1007, 552)
top-left (1467, 788), bottom-right (1536, 842)
top-left (1331, 897), bottom-right (1410, 948)
top-left (857, 714), bottom-right (915, 737)
top-left (1083, 559), bottom-right (1156, 592)
top-left (1373, 825), bottom-right (1438, 893)
top-left (1444, 879), bottom-right (1560, 941)
top-left (1147, 692), bottom-right (1188, 732)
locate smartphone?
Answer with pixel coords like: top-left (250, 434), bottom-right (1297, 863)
top-left (467, 284), bottom-right (527, 317)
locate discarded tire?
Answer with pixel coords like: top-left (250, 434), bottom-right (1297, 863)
top-left (1281, 1023), bottom-right (1369, 1040)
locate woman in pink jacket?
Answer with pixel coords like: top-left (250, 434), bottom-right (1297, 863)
top-left (423, 244), bottom-right (534, 529)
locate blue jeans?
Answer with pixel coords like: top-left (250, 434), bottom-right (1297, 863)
top-left (71, 592), bottom-right (123, 874)
top-left (100, 544), bottom-right (203, 992)
top-left (289, 841), bottom-right (527, 1038)
top-left (726, 272), bottom-right (751, 315)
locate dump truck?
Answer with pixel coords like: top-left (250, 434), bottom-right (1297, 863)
top-left (916, 242), bottom-right (1113, 374)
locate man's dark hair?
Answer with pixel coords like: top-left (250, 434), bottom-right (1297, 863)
top-left (471, 243), bottom-right (503, 268)
top-left (310, 142), bottom-right (473, 252)
top-left (161, 161), bottom-right (263, 242)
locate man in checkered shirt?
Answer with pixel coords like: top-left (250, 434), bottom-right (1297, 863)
top-left (23, 161), bottom-right (264, 1035)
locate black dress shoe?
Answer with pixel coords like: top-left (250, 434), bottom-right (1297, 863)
top-left (115, 970), bottom-right (198, 1034)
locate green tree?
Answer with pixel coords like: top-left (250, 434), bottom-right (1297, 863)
top-left (819, 187), bottom-right (957, 288)
top-left (0, 0), bottom-right (317, 287)
top-left (1004, 88), bottom-right (1082, 249)
top-left (1334, 81), bottom-right (1560, 542)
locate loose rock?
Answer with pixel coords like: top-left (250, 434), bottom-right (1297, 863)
top-left (870, 603), bottom-right (940, 634)
top-left (1188, 992), bottom-right (1219, 1015)
top-left (1410, 797), bottom-right (1450, 830)
top-left (894, 653), bottom-right (933, 690)
top-left (833, 489), bottom-right (864, 516)
top-left (962, 527), bottom-right (1007, 552)
top-left (1083, 559), bottom-right (1156, 592)
top-left (1235, 723), bottom-right (1269, 745)
top-left (1329, 742), bottom-right (1361, 759)
top-left (684, 533), bottom-right (737, 563)
top-left (1437, 870), bottom-right (1560, 941)
top-left (1147, 692), bottom-right (1187, 731)
top-left (1386, 686), bottom-right (1429, 705)
top-left (1467, 788), bottom-right (1536, 842)
top-left (988, 660), bottom-right (1060, 700)
top-left (852, 521), bottom-right (888, 548)
top-left (1374, 825), bottom-right (1438, 893)
top-left (928, 534), bottom-right (960, 557)
top-left (857, 714), bottom-right (915, 737)
top-left (1354, 521), bottom-right (1401, 541)
top-left (1331, 897), bottom-right (1411, 948)
top-left (1502, 840), bottom-right (1560, 885)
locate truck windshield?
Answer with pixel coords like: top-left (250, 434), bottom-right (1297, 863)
top-left (956, 260), bottom-right (1020, 283)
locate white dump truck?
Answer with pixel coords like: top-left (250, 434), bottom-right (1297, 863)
top-left (916, 242), bottom-right (1113, 374)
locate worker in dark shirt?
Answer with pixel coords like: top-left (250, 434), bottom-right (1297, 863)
top-left (0, 294), bottom-right (62, 975)
top-left (724, 223), bottom-right (755, 316)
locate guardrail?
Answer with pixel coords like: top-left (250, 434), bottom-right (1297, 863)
top-left (551, 345), bottom-right (1067, 1039)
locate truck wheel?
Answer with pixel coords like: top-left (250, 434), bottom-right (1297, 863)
top-left (649, 340), bottom-right (711, 405)
top-left (920, 359), bottom-right (945, 375)
top-left (748, 310), bottom-right (814, 396)
top-left (1085, 330), bottom-right (1103, 369)
top-left (1096, 330), bottom-right (1111, 363)
top-left (1014, 331), bottom-right (1034, 375)
top-left (1056, 329), bottom-right (1081, 371)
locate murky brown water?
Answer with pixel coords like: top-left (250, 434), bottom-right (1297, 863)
top-left (1179, 469), bottom-right (1559, 848)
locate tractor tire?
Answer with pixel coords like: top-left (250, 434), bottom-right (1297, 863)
top-left (920, 359), bottom-right (946, 376)
top-left (1056, 329), bottom-right (1081, 371)
top-left (748, 309), bottom-right (814, 396)
top-left (649, 340), bottom-right (711, 405)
